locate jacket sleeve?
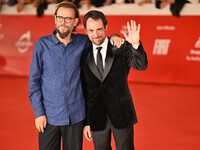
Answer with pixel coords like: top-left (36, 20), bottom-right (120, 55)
top-left (28, 41), bottom-right (45, 119)
top-left (124, 41), bottom-right (148, 70)
top-left (80, 49), bottom-right (90, 126)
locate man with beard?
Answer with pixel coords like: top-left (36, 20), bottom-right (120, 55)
top-left (81, 10), bottom-right (148, 150)
top-left (28, 2), bottom-right (123, 150)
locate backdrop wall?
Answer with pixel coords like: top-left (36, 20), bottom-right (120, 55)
top-left (0, 4), bottom-right (200, 85)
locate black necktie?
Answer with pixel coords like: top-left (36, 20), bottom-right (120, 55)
top-left (96, 47), bottom-right (103, 77)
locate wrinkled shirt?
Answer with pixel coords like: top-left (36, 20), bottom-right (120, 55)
top-left (28, 30), bottom-right (90, 126)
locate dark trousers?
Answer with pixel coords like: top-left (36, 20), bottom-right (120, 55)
top-left (92, 117), bottom-right (134, 150)
top-left (38, 121), bottom-right (83, 150)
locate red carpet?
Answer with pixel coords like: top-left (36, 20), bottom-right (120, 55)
top-left (1, 76), bottom-right (200, 150)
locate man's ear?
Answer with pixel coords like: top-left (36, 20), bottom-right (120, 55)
top-left (74, 18), bottom-right (80, 26)
top-left (54, 15), bottom-right (57, 24)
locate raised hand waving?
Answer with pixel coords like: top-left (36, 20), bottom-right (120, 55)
top-left (122, 20), bottom-right (140, 48)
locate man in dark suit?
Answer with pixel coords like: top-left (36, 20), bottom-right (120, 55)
top-left (81, 10), bottom-right (148, 150)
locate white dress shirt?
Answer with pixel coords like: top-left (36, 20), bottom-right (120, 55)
top-left (92, 37), bottom-right (109, 69)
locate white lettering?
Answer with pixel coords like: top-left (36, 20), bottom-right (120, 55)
top-left (186, 56), bottom-right (200, 62)
top-left (153, 39), bottom-right (171, 55)
top-left (156, 26), bottom-right (175, 31)
top-left (190, 49), bottom-right (200, 55)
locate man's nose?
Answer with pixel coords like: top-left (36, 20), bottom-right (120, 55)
top-left (93, 31), bottom-right (99, 38)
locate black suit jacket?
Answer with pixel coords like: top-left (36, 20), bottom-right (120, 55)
top-left (81, 40), bottom-right (148, 131)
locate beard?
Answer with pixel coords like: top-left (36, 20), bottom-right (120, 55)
top-left (56, 26), bottom-right (71, 39)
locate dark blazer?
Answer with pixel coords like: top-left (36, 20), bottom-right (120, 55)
top-left (81, 40), bottom-right (148, 131)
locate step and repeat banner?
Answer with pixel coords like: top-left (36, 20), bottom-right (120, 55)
top-left (0, 4), bottom-right (200, 85)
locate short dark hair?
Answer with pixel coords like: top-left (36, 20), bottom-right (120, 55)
top-left (54, 1), bottom-right (80, 31)
top-left (54, 1), bottom-right (79, 18)
top-left (83, 10), bottom-right (108, 30)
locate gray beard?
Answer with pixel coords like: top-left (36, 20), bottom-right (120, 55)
top-left (56, 29), bottom-right (70, 39)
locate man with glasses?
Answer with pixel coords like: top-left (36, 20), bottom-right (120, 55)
top-left (28, 2), bottom-right (123, 150)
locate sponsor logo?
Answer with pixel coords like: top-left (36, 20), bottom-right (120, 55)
top-left (153, 39), bottom-right (171, 55)
top-left (186, 37), bottom-right (200, 62)
top-left (195, 36), bottom-right (200, 48)
top-left (15, 31), bottom-right (33, 53)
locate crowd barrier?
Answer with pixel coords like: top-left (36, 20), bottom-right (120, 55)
top-left (0, 4), bottom-right (200, 85)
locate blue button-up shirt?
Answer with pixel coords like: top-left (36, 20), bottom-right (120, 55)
top-left (28, 30), bottom-right (91, 126)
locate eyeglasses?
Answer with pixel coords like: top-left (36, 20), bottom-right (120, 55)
top-left (56, 16), bottom-right (75, 23)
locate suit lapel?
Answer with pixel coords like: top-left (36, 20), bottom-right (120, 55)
top-left (87, 46), bottom-right (102, 81)
top-left (86, 42), bottom-right (116, 82)
top-left (103, 42), bottom-right (116, 81)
